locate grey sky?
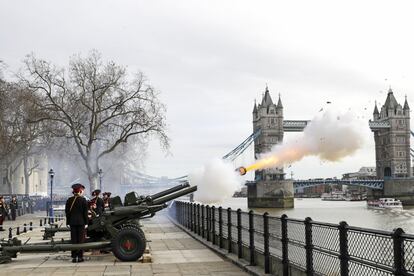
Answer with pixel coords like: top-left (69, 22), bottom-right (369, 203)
top-left (1, 0), bottom-right (413, 179)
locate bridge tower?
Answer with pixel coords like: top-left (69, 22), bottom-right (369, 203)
top-left (252, 86), bottom-right (285, 181)
top-left (247, 86), bottom-right (294, 208)
top-left (370, 88), bottom-right (411, 178)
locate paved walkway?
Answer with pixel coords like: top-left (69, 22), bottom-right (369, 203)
top-left (0, 212), bottom-right (249, 276)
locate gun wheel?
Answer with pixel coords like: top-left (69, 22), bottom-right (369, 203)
top-left (118, 223), bottom-right (144, 237)
top-left (111, 227), bottom-right (146, 262)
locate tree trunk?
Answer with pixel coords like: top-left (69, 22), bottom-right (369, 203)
top-left (23, 156), bottom-right (30, 195)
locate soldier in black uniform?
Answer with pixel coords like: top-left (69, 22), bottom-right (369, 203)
top-left (91, 189), bottom-right (104, 216)
top-left (0, 196), bottom-right (8, 231)
top-left (103, 192), bottom-right (112, 209)
top-left (65, 183), bottom-right (88, 263)
top-left (10, 195), bottom-right (18, 221)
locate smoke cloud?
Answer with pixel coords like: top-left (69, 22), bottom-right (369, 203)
top-left (249, 111), bottom-right (365, 171)
top-left (189, 111), bottom-right (364, 204)
top-left (188, 158), bottom-right (242, 204)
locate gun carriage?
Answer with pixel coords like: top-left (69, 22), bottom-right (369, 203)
top-left (0, 183), bottom-right (196, 263)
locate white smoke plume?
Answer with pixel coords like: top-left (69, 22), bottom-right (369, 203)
top-left (189, 111), bottom-right (364, 204)
top-left (251, 111), bottom-right (365, 171)
top-left (188, 158), bottom-right (242, 204)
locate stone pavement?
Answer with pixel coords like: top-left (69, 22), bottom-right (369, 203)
top-left (0, 211), bottom-right (249, 275)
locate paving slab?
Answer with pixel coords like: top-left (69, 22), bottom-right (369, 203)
top-left (0, 211), bottom-right (249, 275)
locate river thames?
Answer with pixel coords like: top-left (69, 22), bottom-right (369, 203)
top-left (213, 198), bottom-right (414, 233)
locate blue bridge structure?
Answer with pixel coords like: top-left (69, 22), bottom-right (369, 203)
top-left (293, 178), bottom-right (384, 190)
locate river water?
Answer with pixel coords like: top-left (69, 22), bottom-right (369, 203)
top-left (212, 197), bottom-right (414, 233)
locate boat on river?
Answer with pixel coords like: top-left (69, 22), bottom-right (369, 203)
top-left (321, 191), bottom-right (345, 201)
top-left (367, 198), bottom-right (403, 210)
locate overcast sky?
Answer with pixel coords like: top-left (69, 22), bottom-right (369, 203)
top-left (1, 0), bottom-right (413, 179)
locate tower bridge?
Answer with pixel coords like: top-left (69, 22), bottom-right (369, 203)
top-left (130, 86), bottom-right (413, 204)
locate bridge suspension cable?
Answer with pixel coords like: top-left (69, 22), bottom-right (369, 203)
top-left (165, 129), bottom-right (262, 181)
top-left (222, 129), bottom-right (261, 161)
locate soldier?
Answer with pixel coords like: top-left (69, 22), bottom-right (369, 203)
top-left (91, 189), bottom-right (104, 216)
top-left (65, 183), bottom-right (88, 263)
top-left (102, 192), bottom-right (112, 209)
top-left (0, 196), bottom-right (8, 231)
top-left (10, 195), bottom-right (18, 221)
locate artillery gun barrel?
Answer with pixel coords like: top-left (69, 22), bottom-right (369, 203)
top-left (151, 185), bottom-right (197, 206)
top-left (1, 241), bottom-right (111, 254)
top-left (150, 182), bottom-right (190, 200)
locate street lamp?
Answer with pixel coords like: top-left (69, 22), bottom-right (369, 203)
top-left (48, 169), bottom-right (54, 223)
top-left (98, 168), bottom-right (103, 191)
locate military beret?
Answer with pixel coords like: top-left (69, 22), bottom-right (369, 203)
top-left (72, 183), bottom-right (85, 192)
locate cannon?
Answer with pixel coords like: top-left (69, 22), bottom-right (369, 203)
top-left (42, 182), bottom-right (191, 240)
top-left (0, 183), bottom-right (196, 263)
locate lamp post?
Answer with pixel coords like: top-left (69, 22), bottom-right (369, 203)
top-left (48, 169), bottom-right (54, 223)
top-left (98, 168), bottom-right (103, 191)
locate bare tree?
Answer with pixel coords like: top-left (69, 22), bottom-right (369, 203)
top-left (0, 79), bottom-right (50, 194)
top-left (20, 50), bottom-right (169, 191)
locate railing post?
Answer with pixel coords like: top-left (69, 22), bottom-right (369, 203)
top-left (248, 210), bottom-right (255, 266)
top-left (30, 222), bottom-right (33, 231)
top-left (227, 208), bottom-right (232, 253)
top-left (281, 214), bottom-right (289, 276)
top-left (201, 205), bottom-right (205, 238)
top-left (197, 204), bottom-right (201, 235)
top-left (187, 202), bottom-right (190, 229)
top-left (184, 202), bottom-right (187, 228)
top-left (263, 212), bottom-right (270, 274)
top-left (338, 221), bottom-right (349, 276)
top-left (392, 228), bottom-right (405, 275)
top-left (237, 208), bottom-right (242, 258)
top-left (212, 206), bottom-right (216, 245)
top-left (190, 203), bottom-right (196, 233)
top-left (206, 205), bottom-right (211, 242)
top-left (16, 226), bottom-right (20, 235)
top-left (181, 202), bottom-right (184, 225)
top-left (44, 217), bottom-right (47, 226)
top-left (218, 207), bottom-right (223, 248)
top-left (8, 227), bottom-right (12, 239)
top-left (23, 223), bottom-right (27, 233)
top-left (304, 217), bottom-right (314, 276)
top-left (193, 203), bottom-right (197, 233)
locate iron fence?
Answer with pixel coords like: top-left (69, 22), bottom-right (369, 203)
top-left (172, 201), bottom-right (414, 276)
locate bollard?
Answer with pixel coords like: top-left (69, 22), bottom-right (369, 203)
top-left (23, 223), bottom-right (27, 233)
top-left (8, 227), bottom-right (12, 239)
top-left (218, 206), bottom-right (223, 248)
top-left (40, 219), bottom-right (43, 227)
top-left (48, 217), bottom-right (51, 225)
top-left (201, 205), bottom-right (205, 238)
top-left (227, 208), bottom-right (232, 253)
top-left (248, 210), bottom-right (255, 266)
top-left (212, 206), bottom-right (216, 245)
top-left (30, 222), bottom-right (33, 231)
top-left (16, 226), bottom-right (20, 235)
top-left (44, 217), bottom-right (47, 225)
top-left (263, 212), bottom-right (270, 274)
top-left (237, 209), bottom-right (242, 258)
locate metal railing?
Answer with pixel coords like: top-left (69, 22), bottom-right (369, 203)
top-left (171, 201), bottom-right (414, 276)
